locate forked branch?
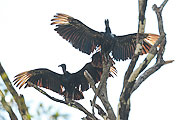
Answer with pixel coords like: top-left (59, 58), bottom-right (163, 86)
top-left (117, 0), bottom-right (171, 120)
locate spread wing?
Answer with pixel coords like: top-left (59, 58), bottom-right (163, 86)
top-left (14, 68), bottom-right (64, 94)
top-left (51, 13), bottom-right (104, 54)
top-left (112, 33), bottom-right (159, 61)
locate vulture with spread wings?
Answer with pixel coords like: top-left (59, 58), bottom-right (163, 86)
top-left (14, 52), bottom-right (116, 100)
top-left (51, 13), bottom-right (159, 61)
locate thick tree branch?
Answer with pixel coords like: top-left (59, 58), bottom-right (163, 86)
top-left (118, 1), bottom-right (171, 120)
top-left (84, 71), bottom-right (109, 120)
top-left (89, 54), bottom-right (116, 120)
top-left (0, 90), bottom-right (18, 120)
top-left (132, 60), bottom-right (173, 93)
top-left (96, 57), bottom-right (116, 120)
top-left (132, 0), bottom-right (171, 93)
top-left (123, 0), bottom-right (147, 88)
top-left (0, 63), bottom-right (30, 120)
top-left (117, 0), bottom-right (171, 120)
top-left (123, 36), bottom-right (143, 86)
top-left (92, 55), bottom-right (110, 103)
top-left (117, 1), bottom-right (148, 120)
top-left (138, 0), bottom-right (147, 32)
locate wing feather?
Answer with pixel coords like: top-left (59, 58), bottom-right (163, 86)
top-left (14, 68), bottom-right (64, 94)
top-left (113, 33), bottom-right (159, 61)
top-left (51, 13), bottom-right (103, 54)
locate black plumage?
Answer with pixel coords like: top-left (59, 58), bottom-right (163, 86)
top-left (51, 13), bottom-right (159, 61)
top-left (13, 52), bottom-right (116, 100)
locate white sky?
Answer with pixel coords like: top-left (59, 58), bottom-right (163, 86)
top-left (0, 0), bottom-right (180, 120)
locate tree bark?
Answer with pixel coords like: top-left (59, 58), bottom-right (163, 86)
top-left (0, 63), bottom-right (31, 120)
top-left (117, 0), bottom-right (171, 120)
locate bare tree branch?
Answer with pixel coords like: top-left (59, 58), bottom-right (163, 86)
top-left (123, 0), bottom-right (148, 88)
top-left (87, 54), bottom-right (116, 120)
top-left (117, 14), bottom-right (166, 120)
top-left (117, 0), bottom-right (172, 120)
top-left (85, 71), bottom-right (110, 120)
top-left (92, 55), bottom-right (110, 103)
top-left (84, 70), bottom-right (97, 115)
top-left (132, 0), bottom-right (172, 93)
top-left (0, 63), bottom-right (30, 120)
top-left (152, 0), bottom-right (168, 34)
top-left (132, 60), bottom-right (174, 93)
top-left (90, 101), bottom-right (109, 120)
top-left (117, 0), bottom-right (148, 120)
top-left (95, 57), bottom-right (116, 120)
top-left (138, 0), bottom-right (148, 33)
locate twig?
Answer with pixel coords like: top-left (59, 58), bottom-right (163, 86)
top-left (90, 101), bottom-right (109, 120)
top-left (0, 90), bottom-right (18, 120)
top-left (131, 60), bottom-right (174, 93)
top-left (153, 0), bottom-right (168, 60)
top-left (152, 0), bottom-right (168, 34)
top-left (27, 82), bottom-right (98, 120)
top-left (0, 63), bottom-right (30, 120)
top-left (84, 70), bottom-right (96, 114)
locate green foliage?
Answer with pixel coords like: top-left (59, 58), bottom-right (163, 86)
top-left (35, 102), bottom-right (69, 120)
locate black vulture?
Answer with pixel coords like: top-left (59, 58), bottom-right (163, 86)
top-left (13, 52), bottom-right (116, 100)
top-left (51, 13), bottom-right (159, 61)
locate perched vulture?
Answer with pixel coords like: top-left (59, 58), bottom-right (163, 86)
top-left (51, 13), bottom-right (159, 61)
top-left (14, 52), bottom-right (117, 100)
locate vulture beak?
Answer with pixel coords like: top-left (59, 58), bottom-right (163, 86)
top-left (58, 64), bottom-right (66, 73)
top-left (58, 64), bottom-right (66, 67)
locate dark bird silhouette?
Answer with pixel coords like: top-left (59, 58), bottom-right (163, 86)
top-left (51, 13), bottom-right (159, 61)
top-left (13, 52), bottom-right (117, 100)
